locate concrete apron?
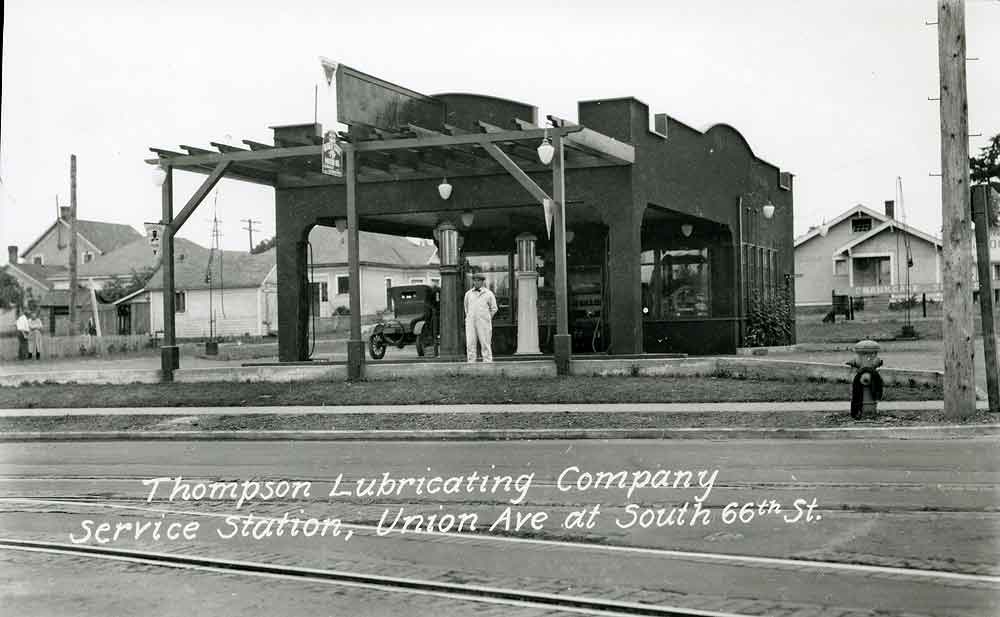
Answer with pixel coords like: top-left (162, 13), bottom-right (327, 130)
top-left (0, 356), bottom-right (944, 388)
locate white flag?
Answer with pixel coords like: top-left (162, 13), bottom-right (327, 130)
top-left (542, 198), bottom-right (553, 239)
top-left (319, 57), bottom-right (338, 87)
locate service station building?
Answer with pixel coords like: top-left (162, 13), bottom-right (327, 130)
top-left (149, 65), bottom-right (794, 378)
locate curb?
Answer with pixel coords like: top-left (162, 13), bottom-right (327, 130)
top-left (2, 424), bottom-right (997, 442)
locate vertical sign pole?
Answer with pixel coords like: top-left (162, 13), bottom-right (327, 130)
top-left (937, 0), bottom-right (977, 418)
top-left (552, 134), bottom-right (571, 374)
top-left (972, 186), bottom-right (999, 411)
top-left (346, 146), bottom-right (363, 379)
top-left (161, 166), bottom-right (178, 379)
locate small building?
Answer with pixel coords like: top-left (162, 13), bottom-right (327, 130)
top-left (794, 202), bottom-right (943, 307)
top-left (119, 246), bottom-right (277, 339)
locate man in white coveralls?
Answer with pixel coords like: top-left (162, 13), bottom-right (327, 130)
top-left (464, 273), bottom-right (498, 362)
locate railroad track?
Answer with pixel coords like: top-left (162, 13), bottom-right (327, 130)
top-left (0, 538), bottom-right (745, 617)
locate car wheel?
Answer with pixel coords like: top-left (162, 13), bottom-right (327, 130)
top-left (368, 333), bottom-right (387, 360)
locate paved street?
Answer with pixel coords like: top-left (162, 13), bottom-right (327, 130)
top-left (1, 437), bottom-right (998, 616)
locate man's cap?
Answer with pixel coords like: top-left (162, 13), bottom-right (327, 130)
top-left (472, 273), bottom-right (486, 280)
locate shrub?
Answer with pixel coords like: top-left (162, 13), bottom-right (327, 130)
top-left (745, 290), bottom-right (793, 348)
top-left (335, 305), bottom-right (350, 315)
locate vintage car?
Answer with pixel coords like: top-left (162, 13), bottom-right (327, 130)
top-left (368, 284), bottom-right (439, 359)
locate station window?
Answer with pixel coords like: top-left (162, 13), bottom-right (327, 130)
top-left (641, 248), bottom-right (711, 318)
top-left (336, 275), bottom-right (349, 295)
top-left (852, 218), bottom-right (872, 233)
top-left (174, 291), bottom-right (186, 313)
top-left (32, 255), bottom-right (44, 265)
top-left (834, 258), bottom-right (847, 276)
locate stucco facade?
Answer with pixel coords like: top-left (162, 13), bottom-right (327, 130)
top-left (272, 96), bottom-right (794, 360)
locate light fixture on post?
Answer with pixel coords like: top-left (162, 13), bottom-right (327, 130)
top-left (334, 217), bottom-right (347, 233)
top-left (681, 223), bottom-right (694, 238)
top-left (438, 177), bottom-right (453, 200)
top-left (762, 201), bottom-right (776, 220)
top-left (461, 210), bottom-right (474, 227)
top-left (151, 165), bottom-right (167, 187)
top-left (537, 129), bottom-right (554, 165)
top-left (565, 228), bottom-right (575, 244)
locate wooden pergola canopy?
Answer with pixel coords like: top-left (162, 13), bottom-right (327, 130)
top-left (146, 116), bottom-right (634, 189)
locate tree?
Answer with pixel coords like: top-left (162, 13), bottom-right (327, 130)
top-left (0, 270), bottom-right (24, 310)
top-left (251, 236), bottom-right (276, 254)
top-left (97, 266), bottom-right (156, 303)
top-left (971, 133), bottom-right (1000, 227)
top-left (970, 133), bottom-right (999, 185)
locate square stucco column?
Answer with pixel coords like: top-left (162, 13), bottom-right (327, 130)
top-left (607, 217), bottom-right (643, 354)
top-left (277, 230), bottom-right (310, 362)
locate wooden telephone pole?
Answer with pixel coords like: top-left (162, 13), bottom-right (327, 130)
top-left (937, 0), bottom-right (977, 418)
top-left (68, 155), bottom-right (79, 336)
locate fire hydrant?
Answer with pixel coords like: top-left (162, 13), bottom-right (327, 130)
top-left (847, 339), bottom-right (884, 419)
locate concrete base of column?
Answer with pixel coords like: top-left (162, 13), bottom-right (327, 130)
top-left (347, 339), bottom-right (365, 380)
top-left (160, 345), bottom-right (179, 381)
top-left (554, 334), bottom-right (571, 375)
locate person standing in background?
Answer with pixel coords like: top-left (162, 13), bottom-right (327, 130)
top-left (16, 310), bottom-right (30, 360)
top-left (28, 311), bottom-right (44, 360)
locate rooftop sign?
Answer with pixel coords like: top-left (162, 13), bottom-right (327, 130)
top-left (333, 63), bottom-right (446, 133)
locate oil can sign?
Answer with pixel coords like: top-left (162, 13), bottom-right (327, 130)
top-left (322, 131), bottom-right (344, 177)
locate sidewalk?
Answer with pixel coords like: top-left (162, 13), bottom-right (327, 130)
top-left (0, 400), bottom-right (990, 416)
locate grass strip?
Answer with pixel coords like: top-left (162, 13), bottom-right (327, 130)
top-left (0, 375), bottom-right (942, 409)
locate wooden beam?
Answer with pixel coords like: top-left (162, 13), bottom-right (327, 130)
top-left (210, 142), bottom-right (249, 154)
top-left (482, 143), bottom-right (550, 204)
top-left (150, 148), bottom-right (187, 159)
top-left (513, 118), bottom-right (613, 166)
top-left (477, 121), bottom-right (547, 167)
top-left (171, 161), bottom-right (232, 232)
top-left (243, 140), bottom-right (275, 151)
top-left (155, 144), bottom-right (318, 168)
top-left (545, 116), bottom-right (635, 165)
top-left (179, 145), bottom-right (215, 156)
top-left (350, 126), bottom-right (580, 153)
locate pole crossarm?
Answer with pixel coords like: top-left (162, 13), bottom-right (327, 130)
top-left (482, 143), bottom-right (551, 204)
top-left (170, 161), bottom-right (231, 232)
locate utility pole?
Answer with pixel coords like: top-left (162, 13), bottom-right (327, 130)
top-left (242, 218), bottom-right (261, 251)
top-left (68, 155), bottom-right (79, 336)
top-left (937, 0), bottom-right (976, 418)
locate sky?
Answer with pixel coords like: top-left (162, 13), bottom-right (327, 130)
top-left (1, 0), bottom-right (998, 264)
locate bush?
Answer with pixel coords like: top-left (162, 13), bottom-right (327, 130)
top-left (745, 290), bottom-right (793, 348)
top-left (335, 305), bottom-right (350, 316)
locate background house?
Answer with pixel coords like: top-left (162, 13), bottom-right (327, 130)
top-left (119, 247), bottom-right (277, 338)
top-left (794, 202), bottom-right (942, 307)
top-left (17, 206), bottom-right (141, 272)
top-left (305, 227), bottom-right (439, 319)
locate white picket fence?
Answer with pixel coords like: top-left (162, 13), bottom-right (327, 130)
top-left (0, 334), bottom-right (155, 362)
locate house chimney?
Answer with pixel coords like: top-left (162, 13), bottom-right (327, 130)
top-left (60, 206), bottom-right (71, 220)
top-left (884, 200), bottom-right (895, 219)
top-left (7, 246), bottom-right (18, 264)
